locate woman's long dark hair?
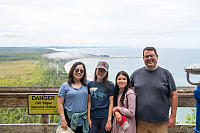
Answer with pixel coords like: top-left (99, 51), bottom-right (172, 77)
top-left (68, 62), bottom-right (87, 86)
top-left (94, 68), bottom-right (111, 93)
top-left (113, 71), bottom-right (132, 107)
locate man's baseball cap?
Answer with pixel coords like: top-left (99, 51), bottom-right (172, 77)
top-left (96, 61), bottom-right (109, 71)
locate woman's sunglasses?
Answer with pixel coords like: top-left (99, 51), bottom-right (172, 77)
top-left (74, 68), bottom-right (84, 74)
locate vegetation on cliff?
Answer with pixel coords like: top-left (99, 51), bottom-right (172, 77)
top-left (0, 47), bottom-right (67, 123)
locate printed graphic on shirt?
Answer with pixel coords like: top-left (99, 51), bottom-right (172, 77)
top-left (90, 87), bottom-right (107, 100)
top-left (90, 87), bottom-right (98, 92)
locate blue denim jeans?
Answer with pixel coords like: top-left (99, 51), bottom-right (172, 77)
top-left (89, 118), bottom-right (110, 133)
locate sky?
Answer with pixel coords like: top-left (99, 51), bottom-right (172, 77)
top-left (0, 0), bottom-right (200, 48)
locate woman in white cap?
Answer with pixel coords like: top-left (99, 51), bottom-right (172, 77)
top-left (57, 62), bottom-right (89, 133)
top-left (88, 61), bottom-right (114, 133)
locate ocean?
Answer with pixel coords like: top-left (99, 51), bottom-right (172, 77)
top-left (48, 47), bottom-right (200, 124)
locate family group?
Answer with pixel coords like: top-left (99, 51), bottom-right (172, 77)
top-left (55, 46), bottom-right (178, 133)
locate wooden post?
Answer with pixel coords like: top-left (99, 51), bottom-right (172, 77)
top-left (42, 115), bottom-right (50, 124)
top-left (42, 115), bottom-right (50, 133)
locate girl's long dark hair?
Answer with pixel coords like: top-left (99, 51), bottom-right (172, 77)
top-left (68, 62), bottom-right (87, 86)
top-left (113, 71), bottom-right (132, 107)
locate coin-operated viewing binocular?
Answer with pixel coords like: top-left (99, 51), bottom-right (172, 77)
top-left (185, 64), bottom-right (200, 133)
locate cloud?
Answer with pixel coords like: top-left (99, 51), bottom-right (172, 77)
top-left (0, 0), bottom-right (200, 48)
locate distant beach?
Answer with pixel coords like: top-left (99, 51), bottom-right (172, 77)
top-left (45, 47), bottom-right (200, 86)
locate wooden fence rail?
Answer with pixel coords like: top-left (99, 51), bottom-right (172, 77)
top-left (0, 86), bottom-right (197, 133)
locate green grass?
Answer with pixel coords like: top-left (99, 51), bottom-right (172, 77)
top-left (0, 60), bottom-right (44, 86)
top-left (0, 60), bottom-right (38, 77)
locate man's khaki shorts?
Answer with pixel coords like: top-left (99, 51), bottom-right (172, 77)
top-left (137, 120), bottom-right (168, 133)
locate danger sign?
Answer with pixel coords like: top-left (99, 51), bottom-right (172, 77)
top-left (28, 94), bottom-right (59, 115)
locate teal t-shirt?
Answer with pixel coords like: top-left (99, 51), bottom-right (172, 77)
top-left (88, 81), bottom-right (114, 119)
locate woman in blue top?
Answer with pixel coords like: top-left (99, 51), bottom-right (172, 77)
top-left (57, 62), bottom-right (89, 133)
top-left (88, 61), bottom-right (114, 133)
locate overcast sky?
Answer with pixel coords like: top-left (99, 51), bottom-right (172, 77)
top-left (0, 0), bottom-right (200, 48)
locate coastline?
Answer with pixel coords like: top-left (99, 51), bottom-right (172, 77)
top-left (45, 47), bottom-right (141, 81)
top-left (45, 47), bottom-right (196, 124)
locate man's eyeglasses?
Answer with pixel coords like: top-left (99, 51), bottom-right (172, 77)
top-left (144, 54), bottom-right (156, 59)
top-left (74, 68), bottom-right (84, 74)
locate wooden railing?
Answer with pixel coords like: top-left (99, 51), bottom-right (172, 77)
top-left (0, 86), bottom-right (197, 133)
